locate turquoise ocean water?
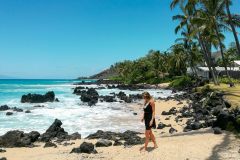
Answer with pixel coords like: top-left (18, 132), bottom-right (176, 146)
top-left (0, 79), bottom-right (174, 137)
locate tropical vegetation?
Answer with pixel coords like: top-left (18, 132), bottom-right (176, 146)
top-left (109, 0), bottom-right (240, 85)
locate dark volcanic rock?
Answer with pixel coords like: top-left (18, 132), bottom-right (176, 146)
top-left (161, 107), bottom-right (177, 116)
top-left (0, 105), bottom-right (10, 111)
top-left (0, 157), bottom-right (7, 160)
top-left (213, 111), bottom-right (232, 130)
top-left (165, 117), bottom-right (170, 120)
top-left (167, 89), bottom-right (240, 133)
top-left (0, 130), bottom-right (40, 147)
top-left (69, 132), bottom-right (81, 140)
top-left (191, 122), bottom-right (203, 130)
top-left (80, 88), bottom-right (99, 106)
top-left (117, 91), bottom-right (132, 103)
top-left (86, 130), bottom-right (119, 140)
top-left (86, 130), bottom-right (143, 146)
top-left (44, 142), bottom-right (57, 148)
top-left (21, 91), bottom-right (55, 103)
top-left (206, 118), bottom-right (215, 127)
top-left (169, 127), bottom-right (177, 134)
top-left (25, 110), bottom-right (31, 113)
top-left (157, 122), bottom-right (171, 129)
top-left (73, 86), bottom-right (86, 95)
top-left (6, 112), bottom-right (13, 116)
top-left (95, 139), bottom-right (112, 147)
top-left (184, 120), bottom-right (203, 131)
top-left (113, 140), bottom-right (123, 146)
top-left (63, 142), bottom-right (75, 146)
top-left (70, 142), bottom-right (97, 154)
top-left (223, 99), bottom-right (231, 108)
top-left (33, 105), bottom-right (45, 108)
top-left (39, 119), bottom-right (68, 142)
top-left (0, 149), bottom-right (6, 153)
top-left (177, 101), bottom-right (183, 105)
top-left (121, 130), bottom-right (144, 146)
top-left (212, 105), bottom-right (224, 116)
top-left (183, 128), bottom-right (192, 132)
top-left (12, 107), bottom-right (23, 112)
top-left (161, 111), bottom-right (171, 115)
top-left (100, 95), bottom-right (116, 102)
top-left (213, 127), bottom-right (222, 134)
top-left (129, 94), bottom-right (142, 100)
top-left (27, 131), bottom-right (41, 142)
top-left (169, 107), bottom-right (177, 115)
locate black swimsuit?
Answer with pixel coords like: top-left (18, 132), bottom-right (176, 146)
top-left (144, 102), bottom-right (156, 130)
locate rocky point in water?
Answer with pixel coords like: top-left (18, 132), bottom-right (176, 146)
top-left (0, 105), bottom-right (10, 111)
top-left (79, 88), bottom-right (99, 106)
top-left (21, 91), bottom-right (55, 103)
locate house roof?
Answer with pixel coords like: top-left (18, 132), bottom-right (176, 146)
top-left (197, 67), bottom-right (240, 72)
top-left (234, 60), bottom-right (240, 66)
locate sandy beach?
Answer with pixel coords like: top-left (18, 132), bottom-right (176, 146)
top-left (1, 0), bottom-right (240, 159)
top-left (1, 99), bottom-right (240, 160)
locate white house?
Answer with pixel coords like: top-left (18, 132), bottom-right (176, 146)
top-left (234, 60), bottom-right (240, 67)
top-left (187, 66), bottom-right (240, 79)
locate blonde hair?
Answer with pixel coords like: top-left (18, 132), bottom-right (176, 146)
top-left (142, 92), bottom-right (152, 100)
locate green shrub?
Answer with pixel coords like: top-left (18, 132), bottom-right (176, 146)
top-left (200, 85), bottom-right (212, 94)
top-left (219, 77), bottom-right (240, 84)
top-left (146, 76), bottom-right (174, 84)
top-left (169, 76), bottom-right (192, 89)
top-left (236, 117), bottom-right (240, 125)
top-left (226, 122), bottom-right (235, 132)
top-left (109, 76), bottom-right (123, 81)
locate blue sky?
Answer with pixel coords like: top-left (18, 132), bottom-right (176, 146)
top-left (0, 0), bottom-right (239, 79)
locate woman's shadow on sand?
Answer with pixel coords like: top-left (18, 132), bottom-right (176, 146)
top-left (146, 147), bottom-right (155, 152)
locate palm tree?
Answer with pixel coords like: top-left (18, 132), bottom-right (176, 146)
top-left (224, 0), bottom-right (240, 56)
top-left (172, 3), bottom-right (219, 84)
top-left (170, 44), bottom-right (188, 76)
top-left (195, 0), bottom-right (232, 81)
top-left (170, 0), bottom-right (198, 10)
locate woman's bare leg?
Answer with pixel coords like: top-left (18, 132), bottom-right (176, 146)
top-left (140, 130), bottom-right (150, 152)
top-left (150, 130), bottom-right (158, 148)
top-left (144, 130), bottom-right (150, 150)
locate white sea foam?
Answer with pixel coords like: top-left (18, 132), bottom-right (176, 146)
top-left (0, 82), bottom-right (176, 137)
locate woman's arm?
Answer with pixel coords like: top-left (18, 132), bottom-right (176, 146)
top-left (151, 100), bottom-right (155, 120)
top-left (150, 100), bottom-right (155, 125)
top-left (141, 113), bottom-right (144, 122)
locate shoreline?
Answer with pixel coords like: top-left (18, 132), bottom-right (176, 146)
top-left (1, 82), bottom-right (240, 160)
top-left (0, 82), bottom-right (174, 137)
top-left (1, 99), bottom-right (240, 160)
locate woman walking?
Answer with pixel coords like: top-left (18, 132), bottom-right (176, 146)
top-left (140, 92), bottom-right (158, 151)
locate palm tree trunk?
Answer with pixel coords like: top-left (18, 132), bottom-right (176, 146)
top-left (197, 36), bottom-right (219, 85)
top-left (225, 0), bottom-right (240, 56)
top-left (193, 66), bottom-right (198, 77)
top-left (214, 22), bottom-right (232, 82)
top-left (204, 41), bottom-right (220, 82)
top-left (190, 64), bottom-right (196, 76)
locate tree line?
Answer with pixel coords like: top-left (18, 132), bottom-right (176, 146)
top-left (110, 0), bottom-right (240, 85)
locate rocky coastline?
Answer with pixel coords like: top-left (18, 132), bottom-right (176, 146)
top-left (0, 80), bottom-right (240, 160)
